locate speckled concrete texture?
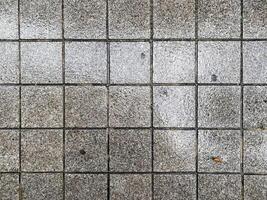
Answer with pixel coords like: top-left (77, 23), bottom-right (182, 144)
top-left (109, 129), bottom-right (151, 172)
top-left (198, 130), bottom-right (241, 172)
top-left (0, 0), bottom-right (266, 199)
top-left (65, 42), bottom-right (107, 83)
top-left (65, 129), bottom-right (108, 172)
top-left (154, 130), bottom-right (196, 172)
top-left (110, 174), bottom-right (152, 199)
top-left (0, 42), bottom-right (19, 83)
top-left (198, 174), bottom-right (242, 200)
top-left (154, 174), bottom-right (196, 200)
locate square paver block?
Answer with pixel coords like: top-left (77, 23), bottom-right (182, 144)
top-left (110, 42), bottom-right (150, 84)
top-left (65, 86), bottom-right (107, 127)
top-left (109, 0), bottom-right (150, 39)
top-left (0, 0), bottom-right (18, 39)
top-left (244, 86), bottom-right (267, 129)
top-left (244, 130), bottom-right (267, 173)
top-left (109, 86), bottom-right (151, 127)
top-left (0, 130), bottom-right (19, 172)
top-left (244, 175), bottom-right (267, 200)
top-left (65, 42), bottom-right (107, 83)
top-left (0, 174), bottom-right (19, 200)
top-left (64, 0), bottom-right (106, 39)
top-left (21, 130), bottom-right (63, 172)
top-left (243, 0), bottom-right (267, 38)
top-left (198, 174), bottom-right (242, 200)
top-left (20, 0), bottom-right (62, 39)
top-left (153, 0), bottom-right (195, 38)
top-left (109, 129), bottom-right (151, 172)
top-left (198, 130), bottom-right (241, 172)
top-left (21, 86), bottom-right (63, 128)
top-left (0, 86), bottom-right (19, 128)
top-left (198, 41), bottom-right (240, 83)
top-left (153, 86), bottom-right (195, 127)
top-left (21, 173), bottom-right (63, 200)
top-left (153, 42), bottom-right (195, 83)
top-left (198, 86), bottom-right (240, 128)
top-left (0, 42), bottom-right (19, 83)
top-left (65, 129), bottom-right (107, 172)
top-left (243, 42), bottom-right (267, 84)
top-left (154, 130), bottom-right (196, 172)
top-left (21, 42), bottom-right (62, 84)
top-left (110, 174), bottom-right (152, 200)
top-left (198, 0), bottom-right (240, 38)
top-left (65, 174), bottom-right (107, 200)
top-left (154, 174), bottom-right (196, 200)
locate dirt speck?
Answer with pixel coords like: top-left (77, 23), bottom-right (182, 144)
top-left (211, 156), bottom-right (223, 163)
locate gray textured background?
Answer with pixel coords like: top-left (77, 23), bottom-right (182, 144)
top-left (0, 0), bottom-right (266, 199)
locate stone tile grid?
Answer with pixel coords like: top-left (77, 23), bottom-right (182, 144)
top-left (0, 0), bottom-right (266, 200)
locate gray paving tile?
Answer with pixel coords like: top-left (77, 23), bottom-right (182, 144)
top-left (21, 42), bottom-right (62, 84)
top-left (109, 129), bottom-right (151, 172)
top-left (64, 0), bottom-right (106, 39)
top-left (0, 0), bottom-right (18, 39)
top-left (244, 175), bottom-right (267, 200)
top-left (0, 42), bottom-right (19, 83)
top-left (154, 174), bottom-right (196, 200)
top-left (21, 86), bottom-right (63, 128)
top-left (21, 173), bottom-right (63, 200)
top-left (154, 130), bottom-right (196, 172)
top-left (110, 174), bottom-right (152, 200)
top-left (198, 130), bottom-right (241, 172)
top-left (21, 129), bottom-right (63, 172)
top-left (65, 129), bottom-right (108, 172)
top-left (243, 0), bottom-right (267, 38)
top-left (243, 86), bottom-right (267, 129)
top-left (109, 86), bottom-right (151, 127)
top-left (153, 0), bottom-right (195, 38)
top-left (153, 86), bottom-right (195, 127)
top-left (109, 0), bottom-right (150, 39)
top-left (243, 41), bottom-right (267, 84)
top-left (244, 130), bottom-right (267, 173)
top-left (0, 174), bottom-right (19, 200)
top-left (65, 42), bottom-right (107, 84)
top-left (198, 174), bottom-right (242, 200)
top-left (198, 0), bottom-right (240, 38)
top-left (65, 174), bottom-right (107, 200)
top-left (198, 41), bottom-right (240, 83)
top-left (0, 86), bottom-right (19, 128)
top-left (110, 42), bottom-right (150, 84)
top-left (153, 42), bottom-right (195, 83)
top-left (198, 86), bottom-right (240, 128)
top-left (20, 0), bottom-right (62, 39)
top-left (0, 130), bottom-right (19, 172)
top-left (65, 86), bottom-right (107, 128)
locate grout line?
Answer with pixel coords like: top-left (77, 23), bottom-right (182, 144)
top-left (150, 0), bottom-right (154, 198)
top-left (240, 0), bottom-right (244, 199)
top-left (2, 171), bottom-right (266, 175)
top-left (1, 38), bottom-right (267, 42)
top-left (61, 0), bottom-right (66, 199)
top-left (106, 0), bottom-right (110, 199)
top-left (1, 126), bottom-right (259, 130)
top-left (195, 0), bottom-right (199, 199)
top-left (17, 0), bottom-right (22, 199)
top-left (0, 83), bottom-right (267, 87)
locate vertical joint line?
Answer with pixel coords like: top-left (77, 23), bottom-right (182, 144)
top-left (150, 0), bottom-right (154, 199)
top-left (195, 0), bottom-right (199, 199)
top-left (18, 0), bottom-right (22, 199)
top-left (240, 0), bottom-right (244, 199)
top-left (106, 0), bottom-right (110, 199)
top-left (61, 0), bottom-right (66, 199)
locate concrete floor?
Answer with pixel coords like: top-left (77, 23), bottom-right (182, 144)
top-left (0, 0), bottom-right (266, 199)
